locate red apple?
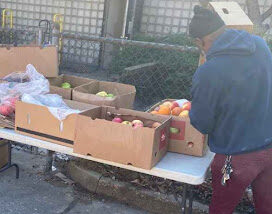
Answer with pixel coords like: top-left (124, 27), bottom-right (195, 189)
top-left (0, 105), bottom-right (13, 116)
top-left (6, 97), bottom-right (19, 109)
top-left (170, 101), bottom-right (179, 110)
top-left (181, 102), bottom-right (191, 111)
top-left (133, 123), bottom-right (144, 129)
top-left (112, 117), bottom-right (123, 123)
top-left (132, 120), bottom-right (143, 126)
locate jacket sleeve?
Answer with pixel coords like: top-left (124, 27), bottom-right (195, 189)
top-left (189, 66), bottom-right (221, 134)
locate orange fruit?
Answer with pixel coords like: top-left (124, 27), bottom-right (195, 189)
top-left (171, 107), bottom-right (183, 116)
top-left (179, 110), bottom-right (189, 118)
top-left (151, 111), bottom-right (159, 115)
top-left (158, 105), bottom-right (171, 115)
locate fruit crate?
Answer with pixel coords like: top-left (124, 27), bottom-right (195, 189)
top-left (148, 99), bottom-right (207, 157)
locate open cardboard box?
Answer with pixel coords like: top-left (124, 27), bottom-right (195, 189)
top-left (148, 99), bottom-right (207, 157)
top-left (15, 100), bottom-right (99, 148)
top-left (73, 81), bottom-right (136, 109)
top-left (73, 106), bottom-right (171, 169)
top-left (0, 141), bottom-right (8, 169)
top-left (48, 74), bottom-right (96, 100)
top-left (0, 45), bottom-right (59, 78)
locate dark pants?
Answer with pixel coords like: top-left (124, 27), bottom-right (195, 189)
top-left (209, 148), bottom-right (272, 214)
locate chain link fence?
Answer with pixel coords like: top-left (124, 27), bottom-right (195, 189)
top-left (58, 33), bottom-right (199, 110)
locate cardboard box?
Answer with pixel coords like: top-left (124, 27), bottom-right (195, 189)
top-left (199, 2), bottom-right (254, 65)
top-left (0, 45), bottom-right (59, 78)
top-left (0, 141), bottom-right (8, 169)
top-left (48, 75), bottom-right (96, 100)
top-left (148, 99), bottom-right (207, 157)
top-left (73, 106), bottom-right (171, 169)
top-left (15, 100), bottom-right (99, 148)
top-left (209, 2), bottom-right (254, 33)
top-left (73, 81), bottom-right (136, 109)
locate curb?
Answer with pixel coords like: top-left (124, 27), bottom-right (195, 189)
top-left (67, 161), bottom-right (209, 214)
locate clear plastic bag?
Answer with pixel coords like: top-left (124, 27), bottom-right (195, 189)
top-left (21, 94), bottom-right (81, 121)
top-left (0, 64), bottom-right (49, 116)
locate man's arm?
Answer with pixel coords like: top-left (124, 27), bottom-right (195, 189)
top-left (189, 66), bottom-right (221, 134)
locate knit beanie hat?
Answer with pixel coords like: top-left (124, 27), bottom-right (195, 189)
top-left (189, 5), bottom-right (225, 39)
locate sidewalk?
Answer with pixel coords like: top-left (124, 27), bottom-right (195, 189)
top-left (0, 149), bottom-right (149, 214)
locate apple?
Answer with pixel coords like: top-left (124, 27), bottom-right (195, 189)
top-left (170, 127), bottom-right (180, 134)
top-left (96, 91), bottom-right (108, 97)
top-left (61, 82), bottom-right (72, 89)
top-left (152, 122), bottom-right (162, 128)
top-left (133, 123), bottom-right (144, 129)
top-left (5, 97), bottom-right (18, 109)
top-left (107, 93), bottom-right (115, 98)
top-left (179, 110), bottom-right (189, 118)
top-left (162, 101), bottom-right (172, 108)
top-left (170, 101), bottom-right (179, 110)
top-left (0, 105), bottom-right (13, 116)
top-left (112, 117), bottom-right (123, 123)
top-left (132, 120), bottom-right (143, 126)
top-left (182, 102), bottom-right (191, 111)
top-left (122, 121), bottom-right (133, 126)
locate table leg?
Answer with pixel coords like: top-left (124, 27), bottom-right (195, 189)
top-left (44, 150), bottom-right (54, 173)
top-left (181, 184), bottom-right (188, 214)
top-left (181, 184), bottom-right (194, 214)
top-left (188, 186), bottom-right (194, 214)
top-left (0, 141), bottom-right (19, 179)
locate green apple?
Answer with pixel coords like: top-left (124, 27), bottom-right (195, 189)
top-left (61, 82), bottom-right (71, 89)
top-left (122, 121), bottom-right (132, 126)
top-left (106, 93), bottom-right (114, 98)
top-left (170, 127), bottom-right (180, 134)
top-left (96, 91), bottom-right (108, 97)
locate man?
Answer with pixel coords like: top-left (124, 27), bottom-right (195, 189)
top-left (189, 5), bottom-right (272, 214)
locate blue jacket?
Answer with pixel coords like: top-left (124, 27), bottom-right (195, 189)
top-left (190, 29), bottom-right (272, 155)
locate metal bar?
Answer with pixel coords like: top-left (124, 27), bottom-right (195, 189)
top-left (98, 0), bottom-right (110, 69)
top-left (121, 0), bottom-right (130, 38)
top-left (58, 33), bottom-right (198, 53)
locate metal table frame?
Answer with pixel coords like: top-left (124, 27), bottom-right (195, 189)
top-left (0, 140), bottom-right (19, 179)
top-left (0, 129), bottom-right (214, 214)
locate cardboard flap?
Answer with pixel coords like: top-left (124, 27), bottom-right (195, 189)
top-left (209, 2), bottom-right (253, 26)
top-left (0, 46), bottom-right (59, 78)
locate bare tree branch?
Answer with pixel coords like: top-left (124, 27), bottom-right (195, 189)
top-left (260, 5), bottom-right (272, 23)
top-left (246, 0), bottom-right (261, 23)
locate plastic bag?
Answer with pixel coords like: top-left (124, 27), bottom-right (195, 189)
top-left (22, 94), bottom-right (81, 121)
top-left (0, 64), bottom-right (49, 116)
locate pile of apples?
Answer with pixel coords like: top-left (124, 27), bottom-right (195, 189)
top-left (112, 117), bottom-right (161, 129)
top-left (96, 91), bottom-right (115, 98)
top-left (0, 96), bottom-right (19, 117)
top-left (151, 100), bottom-right (191, 118)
